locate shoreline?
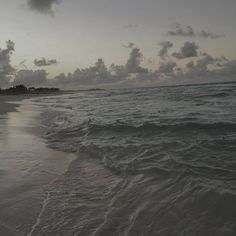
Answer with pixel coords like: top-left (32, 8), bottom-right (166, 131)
top-left (0, 96), bottom-right (21, 115)
top-left (0, 95), bottom-right (76, 236)
top-left (0, 91), bottom-right (75, 116)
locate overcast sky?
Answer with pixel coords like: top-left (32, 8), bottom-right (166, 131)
top-left (0, 0), bottom-right (236, 87)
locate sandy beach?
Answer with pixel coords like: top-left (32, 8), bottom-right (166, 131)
top-left (0, 96), bottom-right (21, 115)
top-left (0, 95), bottom-right (75, 236)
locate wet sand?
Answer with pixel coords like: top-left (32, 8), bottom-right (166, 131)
top-left (0, 97), bottom-right (20, 115)
top-left (0, 97), bottom-right (75, 235)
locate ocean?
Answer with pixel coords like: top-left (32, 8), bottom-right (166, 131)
top-left (22, 83), bottom-right (236, 235)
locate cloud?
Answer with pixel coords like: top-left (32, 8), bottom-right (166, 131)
top-left (172, 42), bottom-right (199, 59)
top-left (122, 42), bottom-right (135, 49)
top-left (167, 24), bottom-right (223, 39)
top-left (34, 58), bottom-right (58, 67)
top-left (173, 53), bottom-right (235, 82)
top-left (13, 69), bottom-right (48, 87)
top-left (214, 60), bottom-right (236, 77)
top-left (1, 37), bottom-right (234, 89)
top-left (27, 0), bottom-right (62, 15)
top-left (19, 60), bottom-right (28, 69)
top-left (158, 61), bottom-right (176, 74)
top-left (194, 54), bottom-right (215, 71)
top-left (158, 41), bottom-right (173, 59)
top-left (0, 40), bottom-right (15, 87)
top-left (51, 47), bottom-right (150, 88)
top-left (125, 47), bottom-right (148, 73)
top-left (110, 64), bottom-right (129, 79)
top-left (186, 54), bottom-right (229, 73)
top-left (54, 58), bottom-right (111, 87)
top-left (167, 24), bottom-right (194, 37)
top-left (198, 30), bottom-right (223, 39)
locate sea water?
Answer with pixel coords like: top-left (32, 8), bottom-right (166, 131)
top-left (30, 83), bottom-right (236, 235)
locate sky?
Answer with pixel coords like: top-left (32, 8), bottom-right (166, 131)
top-left (0, 0), bottom-right (236, 88)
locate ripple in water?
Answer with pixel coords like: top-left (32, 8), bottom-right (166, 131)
top-left (31, 83), bottom-right (236, 235)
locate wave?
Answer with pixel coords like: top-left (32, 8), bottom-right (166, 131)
top-left (86, 121), bottom-right (236, 134)
top-left (32, 84), bottom-right (236, 235)
top-left (195, 92), bottom-right (232, 98)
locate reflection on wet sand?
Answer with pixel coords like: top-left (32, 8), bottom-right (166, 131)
top-left (0, 99), bottom-right (74, 236)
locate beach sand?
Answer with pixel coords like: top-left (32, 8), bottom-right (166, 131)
top-left (0, 95), bottom-right (75, 236)
top-left (0, 96), bottom-right (21, 115)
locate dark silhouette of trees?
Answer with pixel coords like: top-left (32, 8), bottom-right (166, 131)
top-left (0, 85), bottom-right (59, 95)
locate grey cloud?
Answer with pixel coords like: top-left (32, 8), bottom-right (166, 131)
top-left (214, 60), bottom-right (236, 77)
top-left (172, 42), bottom-right (199, 59)
top-left (13, 70), bottom-right (48, 87)
top-left (94, 58), bottom-right (109, 81)
top-left (54, 58), bottom-right (111, 86)
top-left (194, 54), bottom-right (214, 71)
top-left (0, 40), bottom-right (15, 87)
top-left (27, 0), bottom-right (61, 15)
top-left (34, 58), bottom-right (58, 67)
top-left (186, 61), bottom-right (194, 69)
top-left (110, 64), bottom-right (129, 79)
top-left (6, 40), bottom-right (15, 51)
top-left (19, 60), bottom-right (28, 69)
top-left (214, 56), bottom-right (228, 67)
top-left (167, 24), bottom-right (194, 37)
top-left (5, 39), bottom-right (234, 89)
top-left (167, 24), bottom-right (223, 39)
top-left (51, 48), bottom-right (150, 88)
top-left (158, 61), bottom-right (176, 74)
top-left (187, 54), bottom-right (228, 73)
top-left (158, 41), bottom-right (173, 59)
top-left (198, 31), bottom-right (223, 39)
top-left (175, 54), bottom-right (234, 82)
top-left (126, 47), bottom-right (148, 73)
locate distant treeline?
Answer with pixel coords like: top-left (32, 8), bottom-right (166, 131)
top-left (0, 85), bottom-right (60, 95)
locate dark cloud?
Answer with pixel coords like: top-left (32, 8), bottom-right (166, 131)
top-left (167, 24), bottom-right (194, 37)
top-left (0, 40), bottom-right (15, 87)
top-left (34, 58), bottom-right (58, 67)
top-left (158, 41), bottom-right (173, 59)
top-left (172, 42), bottom-right (199, 59)
top-left (126, 48), bottom-right (148, 73)
top-left (27, 0), bottom-right (62, 15)
top-left (94, 58), bottom-right (109, 81)
top-left (167, 24), bottom-right (223, 39)
top-left (158, 61), bottom-right (176, 74)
